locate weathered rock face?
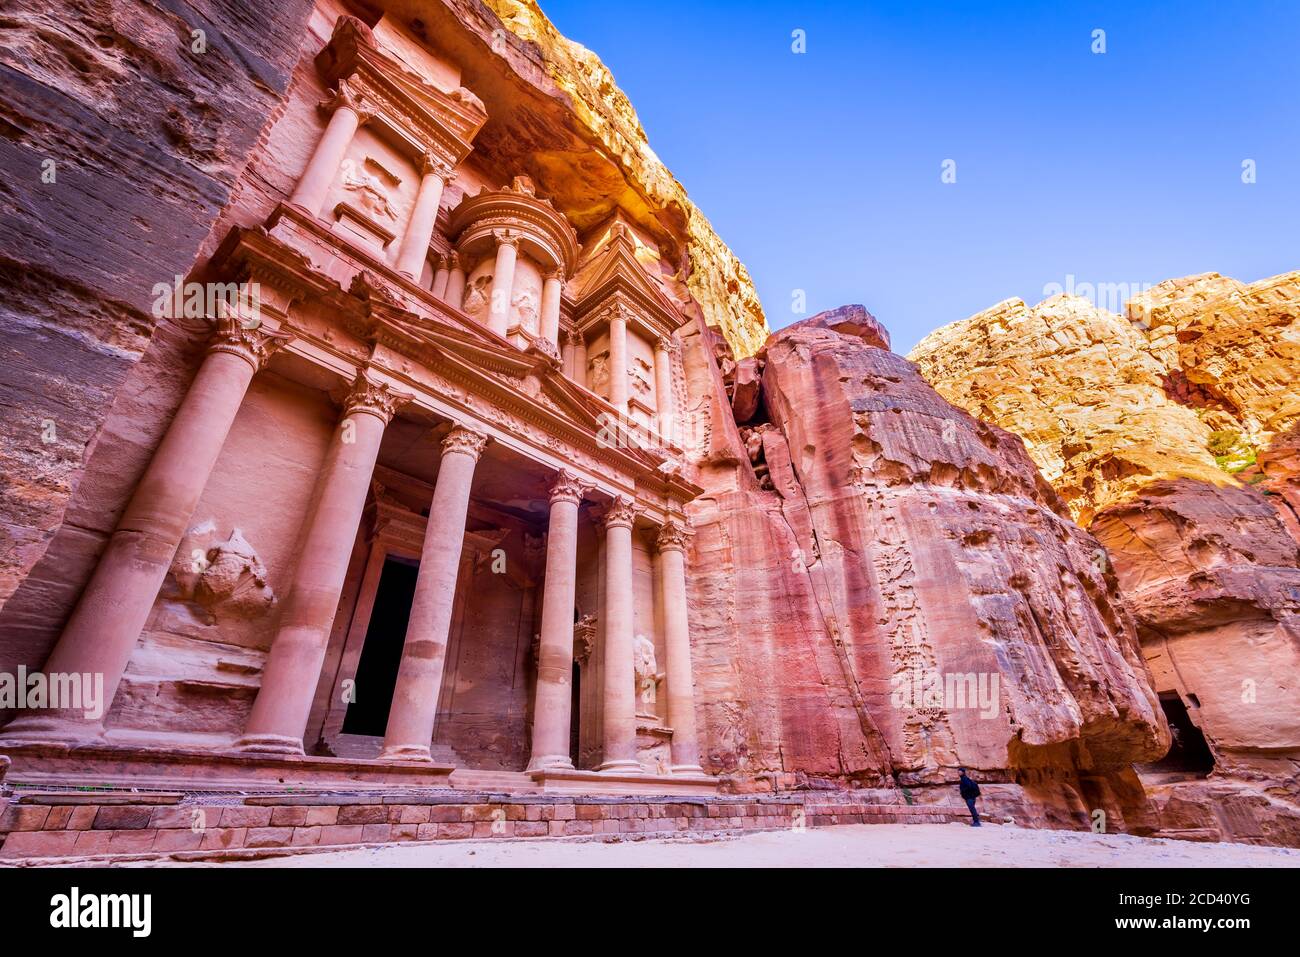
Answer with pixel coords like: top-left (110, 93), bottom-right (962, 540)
top-left (482, 0), bottom-right (767, 357)
top-left (909, 276), bottom-right (1300, 840)
top-left (682, 307), bottom-right (1168, 827)
top-left (0, 0), bottom-right (317, 612)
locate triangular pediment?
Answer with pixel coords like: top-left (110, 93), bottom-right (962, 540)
top-left (571, 225), bottom-right (686, 336)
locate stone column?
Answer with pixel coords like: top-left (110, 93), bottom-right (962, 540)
top-left (395, 155), bottom-right (452, 280)
top-left (539, 267), bottom-right (564, 350)
top-left (290, 82), bottom-right (368, 218)
top-left (527, 471), bottom-right (591, 771)
top-left (237, 372), bottom-right (410, 754)
top-left (598, 496), bottom-right (641, 773)
top-left (607, 307), bottom-right (629, 414)
top-left (654, 337), bottom-right (675, 438)
top-left (0, 319), bottom-right (291, 744)
top-left (381, 425), bottom-right (490, 760)
top-left (656, 521), bottom-right (704, 775)
top-left (444, 253), bottom-right (466, 309)
top-left (487, 231), bottom-right (519, 338)
top-left (431, 256), bottom-right (451, 300)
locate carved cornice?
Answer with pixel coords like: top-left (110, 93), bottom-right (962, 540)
top-left (208, 315), bottom-right (293, 372)
top-left (603, 495), bottom-right (638, 530)
top-left (441, 424), bottom-right (490, 461)
top-left (549, 469), bottom-right (592, 506)
top-left (343, 370), bottom-right (412, 424)
top-left (654, 520), bottom-right (690, 554)
top-left (449, 181), bottom-right (580, 274)
top-left (314, 15), bottom-right (485, 169)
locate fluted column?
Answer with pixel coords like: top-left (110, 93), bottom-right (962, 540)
top-left (290, 81), bottom-right (368, 218)
top-left (656, 521), bottom-right (704, 774)
top-left (598, 496), bottom-right (640, 773)
top-left (237, 372), bottom-right (411, 754)
top-left (527, 471), bottom-right (591, 770)
top-left (395, 154), bottom-right (453, 279)
top-left (381, 425), bottom-right (490, 760)
top-left (444, 253), bottom-right (466, 309)
top-left (607, 307), bottom-right (629, 414)
top-left (654, 337), bottom-right (675, 438)
top-left (540, 267), bottom-right (564, 350)
top-left (487, 231), bottom-right (518, 337)
top-left (0, 319), bottom-right (291, 744)
top-left (431, 256), bottom-right (451, 300)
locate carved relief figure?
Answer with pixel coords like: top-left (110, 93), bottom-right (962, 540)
top-left (462, 274), bottom-right (492, 317)
top-left (338, 157), bottom-right (398, 221)
top-left (512, 287), bottom-right (538, 334)
top-left (630, 356), bottom-right (653, 397)
top-left (170, 522), bottom-right (276, 624)
top-left (634, 633), bottom-right (664, 711)
top-left (588, 351), bottom-right (610, 396)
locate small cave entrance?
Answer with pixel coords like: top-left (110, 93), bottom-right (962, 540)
top-left (342, 555), bottom-right (419, 737)
top-left (1144, 691), bottom-right (1215, 778)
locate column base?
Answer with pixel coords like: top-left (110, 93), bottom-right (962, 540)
top-left (596, 759), bottom-right (643, 774)
top-left (0, 714), bottom-right (105, 746)
top-left (671, 763), bottom-right (707, 776)
top-left (233, 733), bottom-right (306, 756)
top-left (379, 744), bottom-right (433, 762)
top-left (525, 754), bottom-right (575, 772)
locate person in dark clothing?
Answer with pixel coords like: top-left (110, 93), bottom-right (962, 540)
top-left (958, 767), bottom-right (981, 826)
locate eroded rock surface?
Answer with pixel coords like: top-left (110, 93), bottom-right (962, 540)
top-left (909, 276), bottom-right (1300, 842)
top-left (683, 308), bottom-right (1168, 829)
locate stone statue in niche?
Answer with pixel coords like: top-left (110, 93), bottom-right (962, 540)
top-left (338, 157), bottom-right (398, 221)
top-left (512, 288), bottom-right (538, 334)
top-left (170, 522), bottom-right (276, 624)
top-left (588, 351), bottom-right (610, 396)
top-left (462, 274), bottom-right (492, 317)
top-left (634, 633), bottom-right (664, 713)
top-left (630, 356), bottom-right (653, 397)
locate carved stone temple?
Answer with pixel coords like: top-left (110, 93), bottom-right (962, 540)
top-left (1, 0), bottom-right (1296, 856)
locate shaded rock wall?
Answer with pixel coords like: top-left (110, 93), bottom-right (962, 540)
top-left (682, 308), bottom-right (1168, 829)
top-left (0, 0), bottom-right (316, 613)
top-left (908, 277), bottom-right (1300, 798)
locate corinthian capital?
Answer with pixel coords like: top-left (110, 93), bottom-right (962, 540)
top-left (549, 469), bottom-right (592, 505)
top-left (441, 424), bottom-right (490, 461)
top-left (603, 495), bottom-right (638, 530)
top-left (655, 520), bottom-right (690, 554)
top-left (343, 370), bottom-right (412, 424)
top-left (207, 315), bottom-right (293, 372)
top-left (420, 152), bottom-right (456, 181)
top-left (319, 78), bottom-right (371, 123)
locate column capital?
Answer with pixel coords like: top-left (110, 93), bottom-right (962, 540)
top-left (655, 519), bottom-right (690, 554)
top-left (319, 78), bottom-right (372, 124)
top-left (564, 327), bottom-right (585, 346)
top-left (545, 264), bottom-right (566, 283)
top-left (419, 152), bottom-right (455, 180)
top-left (441, 424), bottom-right (490, 461)
top-left (446, 250), bottom-right (463, 270)
top-left (549, 469), bottom-right (592, 505)
top-left (656, 335), bottom-right (678, 355)
top-left (492, 229), bottom-right (521, 249)
top-left (207, 315), bottom-right (294, 373)
top-left (343, 370), bottom-right (412, 424)
top-left (603, 495), bottom-right (638, 530)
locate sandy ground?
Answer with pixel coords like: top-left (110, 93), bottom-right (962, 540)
top-left (162, 823), bottom-right (1300, 868)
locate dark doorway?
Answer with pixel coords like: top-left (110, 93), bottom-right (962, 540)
top-left (1146, 691), bottom-right (1215, 776)
top-left (342, 556), bottom-right (419, 737)
top-left (569, 662), bottom-right (581, 768)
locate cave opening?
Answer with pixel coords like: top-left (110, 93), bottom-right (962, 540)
top-left (1145, 691), bottom-right (1215, 778)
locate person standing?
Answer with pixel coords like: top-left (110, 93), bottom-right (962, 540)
top-left (958, 767), bottom-right (981, 826)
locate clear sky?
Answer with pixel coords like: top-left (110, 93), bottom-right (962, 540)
top-left (537, 0), bottom-right (1300, 353)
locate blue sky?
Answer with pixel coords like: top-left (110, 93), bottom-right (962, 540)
top-left (538, 0), bottom-right (1300, 352)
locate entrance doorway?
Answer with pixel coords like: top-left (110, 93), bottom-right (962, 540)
top-left (1145, 691), bottom-right (1215, 777)
top-left (342, 555), bottom-right (419, 737)
top-left (570, 661), bottom-right (581, 768)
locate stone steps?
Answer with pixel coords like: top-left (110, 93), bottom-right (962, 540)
top-left (0, 789), bottom-right (973, 860)
top-left (448, 769), bottom-right (542, 793)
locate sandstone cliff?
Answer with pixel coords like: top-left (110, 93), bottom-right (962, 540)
top-left (910, 275), bottom-right (1300, 844)
top-left (682, 306), bottom-right (1169, 830)
top-left (481, 0), bottom-right (768, 357)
